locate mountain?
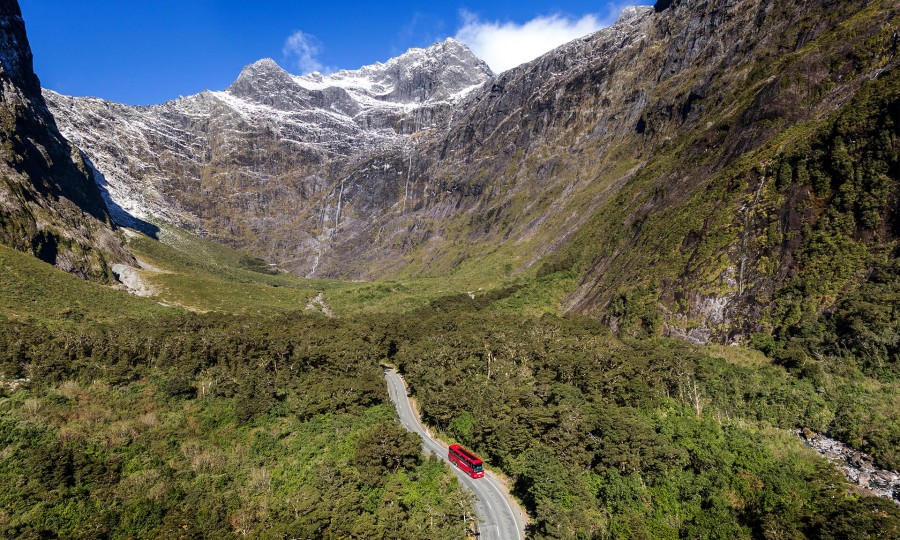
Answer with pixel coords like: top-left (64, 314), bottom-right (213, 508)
top-left (0, 0), bottom-right (131, 280)
top-left (45, 0), bottom-right (899, 343)
top-left (44, 38), bottom-right (493, 275)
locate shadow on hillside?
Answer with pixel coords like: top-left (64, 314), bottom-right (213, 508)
top-left (82, 153), bottom-right (160, 239)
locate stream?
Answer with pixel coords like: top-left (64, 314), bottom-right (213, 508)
top-left (799, 430), bottom-right (900, 505)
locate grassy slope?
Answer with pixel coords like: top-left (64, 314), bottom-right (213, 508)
top-left (0, 212), bottom-right (569, 326)
top-left (0, 244), bottom-right (174, 325)
top-left (125, 223), bottom-right (574, 317)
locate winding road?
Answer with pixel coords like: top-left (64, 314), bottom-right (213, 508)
top-left (384, 367), bottom-right (527, 540)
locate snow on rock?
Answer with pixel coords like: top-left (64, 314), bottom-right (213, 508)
top-left (292, 38), bottom-right (492, 104)
top-left (44, 38), bottom-right (493, 241)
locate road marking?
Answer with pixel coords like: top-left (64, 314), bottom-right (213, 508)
top-left (484, 475), bottom-right (522, 540)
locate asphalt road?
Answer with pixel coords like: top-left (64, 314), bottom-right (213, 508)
top-left (384, 367), bottom-right (527, 540)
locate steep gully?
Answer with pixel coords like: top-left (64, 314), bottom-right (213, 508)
top-left (384, 368), bottom-right (527, 540)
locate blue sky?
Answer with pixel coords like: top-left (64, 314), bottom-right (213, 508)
top-left (21, 1), bottom-right (651, 106)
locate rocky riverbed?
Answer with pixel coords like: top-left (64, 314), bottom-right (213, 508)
top-left (799, 429), bottom-right (900, 504)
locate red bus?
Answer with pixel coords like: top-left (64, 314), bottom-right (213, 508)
top-left (448, 444), bottom-right (484, 478)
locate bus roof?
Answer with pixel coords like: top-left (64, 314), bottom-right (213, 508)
top-left (449, 444), bottom-right (482, 464)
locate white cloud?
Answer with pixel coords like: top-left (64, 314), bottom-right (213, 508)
top-left (455, 11), bottom-right (611, 74)
top-left (282, 31), bottom-right (326, 74)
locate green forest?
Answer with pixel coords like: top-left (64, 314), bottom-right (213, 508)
top-left (391, 300), bottom-right (900, 538)
top-left (0, 314), bottom-right (472, 539)
top-left (1, 286), bottom-right (898, 538)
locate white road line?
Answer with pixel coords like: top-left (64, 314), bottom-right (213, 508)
top-left (484, 476), bottom-right (522, 540)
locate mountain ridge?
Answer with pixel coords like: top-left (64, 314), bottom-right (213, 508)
top-left (44, 0), bottom-right (900, 344)
top-left (42, 11), bottom-right (654, 277)
top-left (0, 0), bottom-right (132, 280)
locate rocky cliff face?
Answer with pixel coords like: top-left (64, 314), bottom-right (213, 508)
top-left (0, 0), bottom-right (130, 279)
top-left (45, 0), bottom-right (899, 341)
top-left (45, 38), bottom-right (493, 275)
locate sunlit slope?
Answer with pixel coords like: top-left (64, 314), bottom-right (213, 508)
top-left (0, 244), bottom-right (174, 325)
top-left (126, 224), bottom-right (575, 317)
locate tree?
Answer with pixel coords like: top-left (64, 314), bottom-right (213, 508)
top-left (354, 421), bottom-right (421, 484)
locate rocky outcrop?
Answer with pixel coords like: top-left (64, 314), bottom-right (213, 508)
top-left (800, 430), bottom-right (900, 505)
top-left (111, 263), bottom-right (156, 297)
top-left (0, 0), bottom-right (131, 279)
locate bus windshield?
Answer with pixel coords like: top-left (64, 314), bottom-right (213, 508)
top-left (473, 463), bottom-right (484, 473)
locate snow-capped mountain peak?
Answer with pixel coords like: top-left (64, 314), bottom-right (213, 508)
top-left (225, 38), bottom-right (492, 113)
top-left (201, 37), bottom-right (494, 151)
